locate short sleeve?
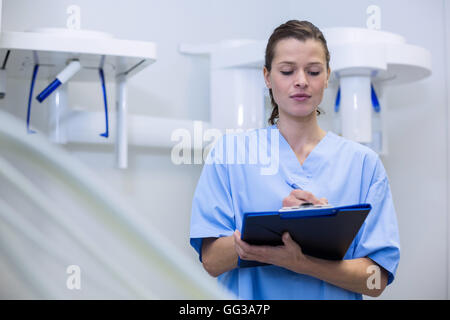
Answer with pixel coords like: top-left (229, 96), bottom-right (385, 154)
top-left (353, 156), bottom-right (401, 285)
top-left (189, 136), bottom-right (236, 262)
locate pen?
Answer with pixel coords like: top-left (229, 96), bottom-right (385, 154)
top-left (288, 181), bottom-right (325, 207)
top-left (289, 182), bottom-right (302, 190)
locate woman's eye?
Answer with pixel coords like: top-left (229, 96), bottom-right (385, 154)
top-left (280, 71), bottom-right (293, 76)
top-left (308, 71), bottom-right (321, 76)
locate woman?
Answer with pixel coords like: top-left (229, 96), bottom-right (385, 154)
top-left (190, 20), bottom-right (400, 299)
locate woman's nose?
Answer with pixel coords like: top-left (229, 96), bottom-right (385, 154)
top-left (294, 71), bottom-right (308, 88)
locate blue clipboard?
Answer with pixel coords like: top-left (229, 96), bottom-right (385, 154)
top-left (239, 203), bottom-right (371, 268)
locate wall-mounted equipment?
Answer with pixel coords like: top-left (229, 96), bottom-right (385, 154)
top-left (180, 40), bottom-right (266, 131)
top-left (324, 27), bottom-right (431, 153)
top-left (0, 27), bottom-right (157, 168)
top-left (180, 27), bottom-right (431, 155)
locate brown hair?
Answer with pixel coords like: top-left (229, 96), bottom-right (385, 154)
top-left (265, 20), bottom-right (330, 125)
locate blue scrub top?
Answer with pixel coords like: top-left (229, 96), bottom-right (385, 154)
top-left (190, 125), bottom-right (400, 300)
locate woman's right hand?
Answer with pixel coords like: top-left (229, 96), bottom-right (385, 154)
top-left (282, 189), bottom-right (328, 207)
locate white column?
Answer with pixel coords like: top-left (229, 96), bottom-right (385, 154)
top-left (115, 73), bottom-right (127, 169)
top-left (48, 82), bottom-right (68, 144)
top-left (210, 68), bottom-right (265, 131)
top-left (340, 75), bottom-right (372, 143)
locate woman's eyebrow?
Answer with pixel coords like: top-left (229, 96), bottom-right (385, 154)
top-left (276, 61), bottom-right (323, 66)
top-left (276, 61), bottom-right (296, 66)
top-left (306, 62), bottom-right (323, 66)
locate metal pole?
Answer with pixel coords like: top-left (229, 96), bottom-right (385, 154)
top-left (115, 73), bottom-right (127, 169)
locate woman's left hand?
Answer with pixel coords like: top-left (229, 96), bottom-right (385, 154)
top-left (233, 230), bottom-right (310, 274)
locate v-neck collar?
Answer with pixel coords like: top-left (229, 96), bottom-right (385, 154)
top-left (269, 124), bottom-right (335, 189)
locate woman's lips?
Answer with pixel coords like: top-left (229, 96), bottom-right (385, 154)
top-left (290, 94), bottom-right (311, 101)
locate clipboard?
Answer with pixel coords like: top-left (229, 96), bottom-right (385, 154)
top-left (238, 203), bottom-right (371, 268)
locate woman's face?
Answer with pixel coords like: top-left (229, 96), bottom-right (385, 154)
top-left (264, 38), bottom-right (330, 120)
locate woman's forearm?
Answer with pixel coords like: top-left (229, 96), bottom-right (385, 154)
top-left (202, 234), bottom-right (389, 297)
top-left (298, 256), bottom-right (388, 297)
top-left (201, 236), bottom-right (238, 277)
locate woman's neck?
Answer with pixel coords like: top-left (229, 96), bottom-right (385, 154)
top-left (276, 114), bottom-right (326, 154)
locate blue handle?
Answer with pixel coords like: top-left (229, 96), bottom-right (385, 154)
top-left (371, 84), bottom-right (380, 113)
top-left (26, 64), bottom-right (39, 134)
top-left (36, 78), bottom-right (62, 103)
top-left (334, 85), bottom-right (341, 112)
top-left (99, 68), bottom-right (109, 138)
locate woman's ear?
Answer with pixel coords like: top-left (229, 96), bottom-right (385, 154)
top-left (325, 67), bottom-right (331, 88)
top-left (263, 67), bottom-right (271, 89)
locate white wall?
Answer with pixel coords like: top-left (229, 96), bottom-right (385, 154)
top-left (444, 0), bottom-right (450, 300)
top-left (1, 0), bottom-right (448, 299)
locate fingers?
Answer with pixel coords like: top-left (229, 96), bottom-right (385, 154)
top-left (282, 194), bottom-right (302, 207)
top-left (281, 232), bottom-right (297, 247)
top-left (282, 232), bottom-right (291, 244)
top-left (282, 189), bottom-right (328, 207)
top-left (282, 232), bottom-right (303, 255)
top-left (234, 230), bottom-right (270, 262)
top-left (291, 189), bottom-right (323, 205)
top-left (234, 230), bottom-right (304, 268)
top-left (233, 230), bottom-right (251, 259)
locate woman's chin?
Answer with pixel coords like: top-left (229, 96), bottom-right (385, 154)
top-left (285, 107), bottom-right (316, 119)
